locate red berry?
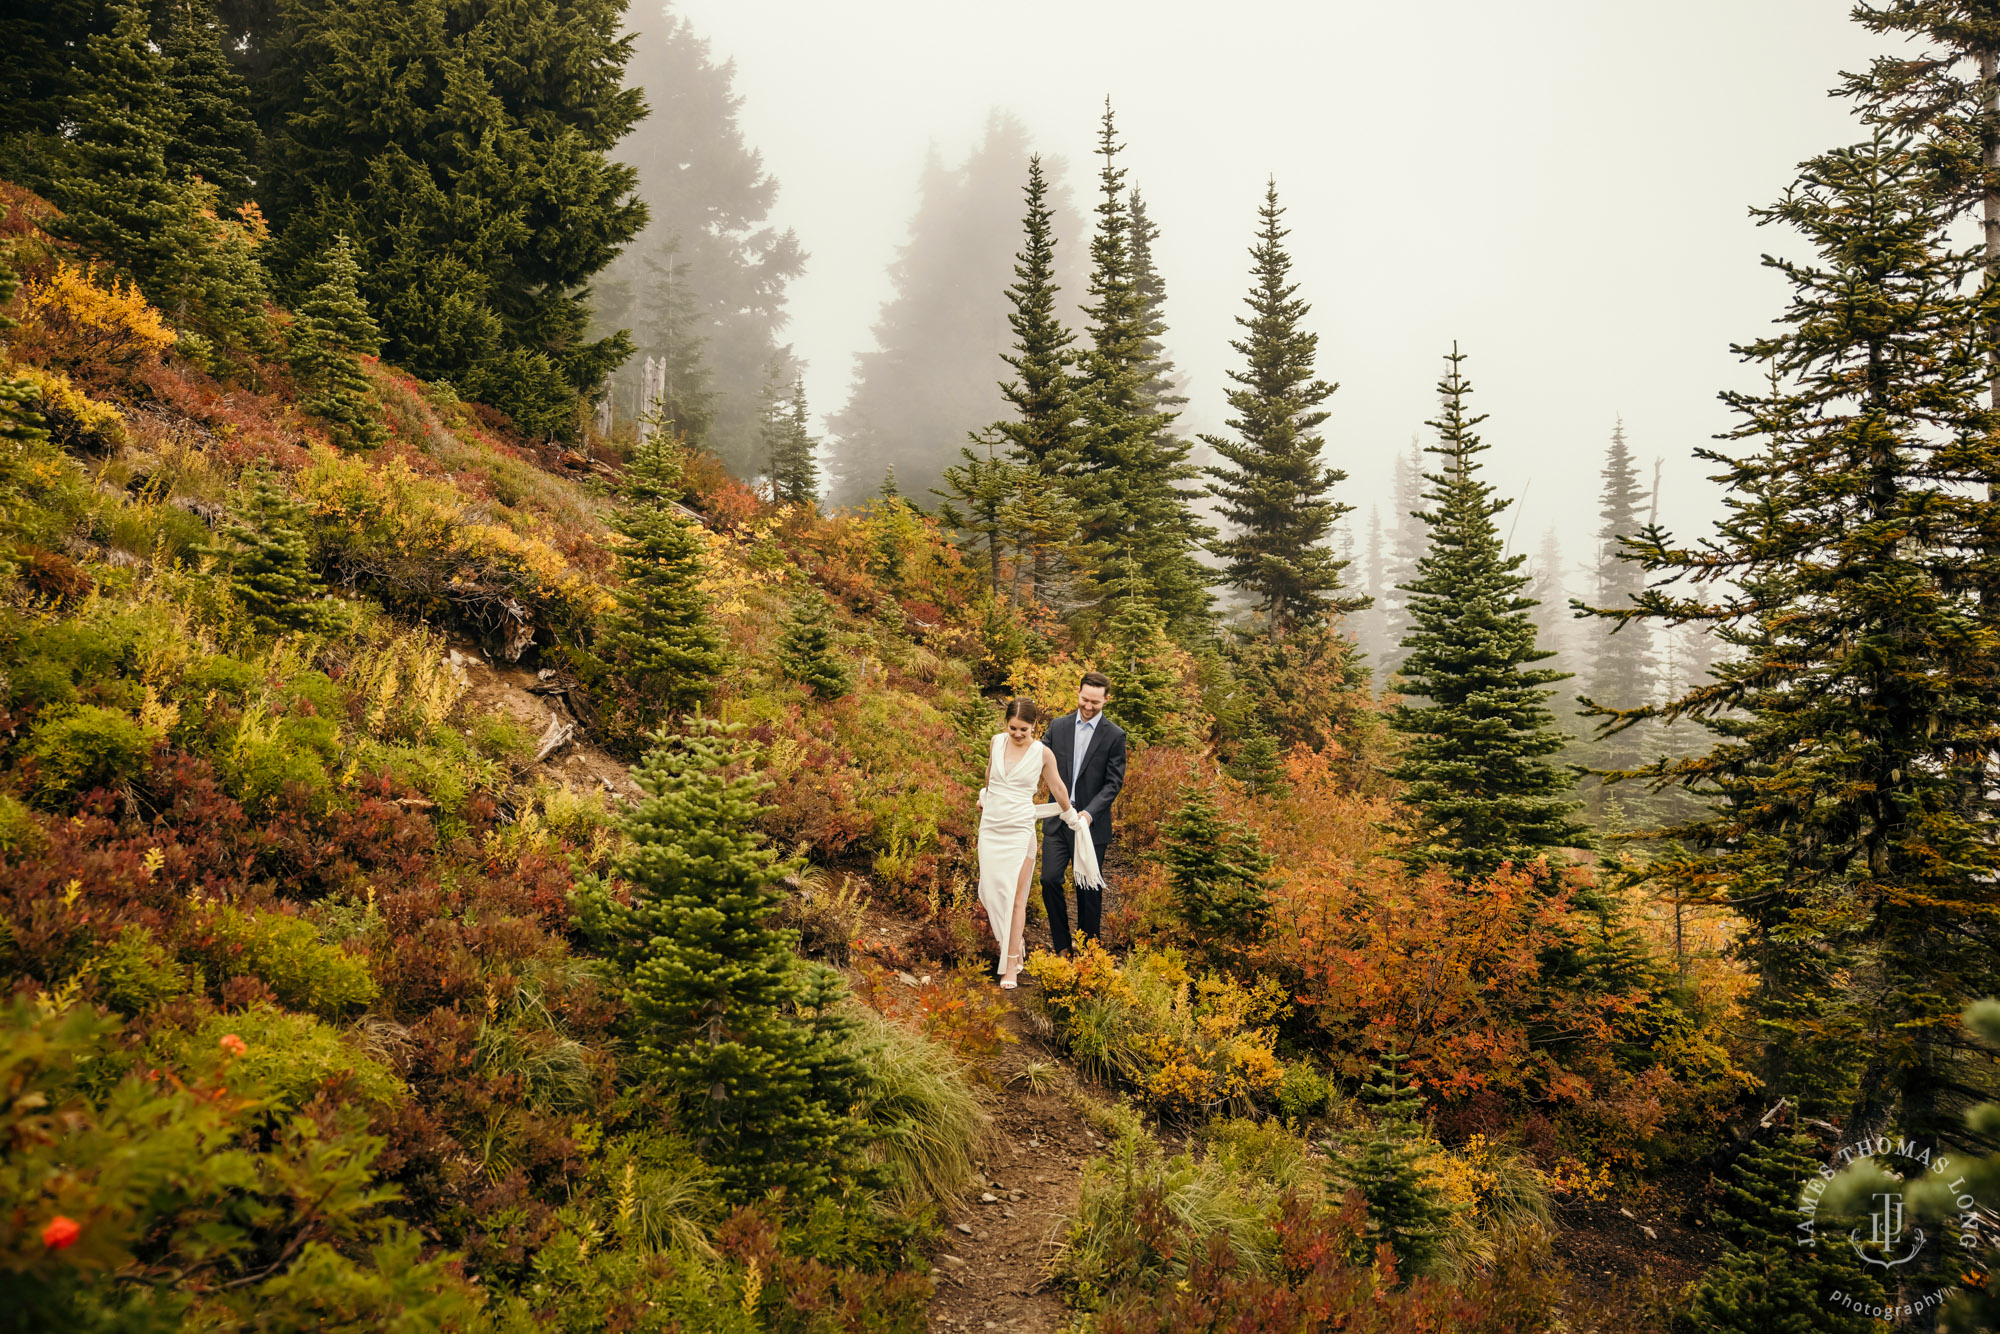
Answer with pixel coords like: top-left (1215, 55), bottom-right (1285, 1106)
top-left (42, 1216), bottom-right (81, 1250)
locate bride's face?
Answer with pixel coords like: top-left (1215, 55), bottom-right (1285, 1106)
top-left (1006, 716), bottom-right (1033, 744)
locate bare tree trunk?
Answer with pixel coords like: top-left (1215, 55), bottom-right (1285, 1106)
top-left (1983, 49), bottom-right (2000, 409)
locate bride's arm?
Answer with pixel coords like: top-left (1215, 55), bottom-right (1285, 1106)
top-left (1042, 747), bottom-right (1072, 811)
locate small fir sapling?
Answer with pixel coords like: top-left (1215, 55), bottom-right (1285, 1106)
top-left (208, 465), bottom-right (348, 636)
top-left (1158, 782), bottom-right (1273, 962)
top-left (1325, 1048), bottom-right (1451, 1277)
top-left (778, 594), bottom-right (851, 700)
top-left (575, 718), bottom-right (868, 1201)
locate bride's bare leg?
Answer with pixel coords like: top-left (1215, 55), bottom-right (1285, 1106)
top-left (1003, 849), bottom-right (1035, 983)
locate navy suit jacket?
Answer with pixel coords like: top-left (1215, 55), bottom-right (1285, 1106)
top-left (1042, 711), bottom-right (1126, 849)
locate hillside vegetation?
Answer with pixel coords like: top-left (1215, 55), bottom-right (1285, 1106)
top-left (0, 179), bottom-right (1756, 1332)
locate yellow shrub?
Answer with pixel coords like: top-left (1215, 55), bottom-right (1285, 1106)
top-left (14, 261), bottom-right (174, 370)
top-left (1027, 943), bottom-right (1288, 1119)
top-left (14, 365), bottom-right (124, 453)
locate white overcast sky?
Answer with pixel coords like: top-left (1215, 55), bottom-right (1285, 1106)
top-left (656, 0), bottom-right (1884, 570)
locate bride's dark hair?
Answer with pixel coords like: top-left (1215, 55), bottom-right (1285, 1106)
top-left (1004, 697), bottom-right (1039, 725)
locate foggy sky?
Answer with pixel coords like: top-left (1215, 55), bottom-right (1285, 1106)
top-left (649, 0), bottom-right (1882, 572)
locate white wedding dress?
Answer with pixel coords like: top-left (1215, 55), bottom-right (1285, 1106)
top-left (978, 734), bottom-right (1055, 974)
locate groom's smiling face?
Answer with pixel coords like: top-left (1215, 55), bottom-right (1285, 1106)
top-left (1076, 683), bottom-right (1107, 722)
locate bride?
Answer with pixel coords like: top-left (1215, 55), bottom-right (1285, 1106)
top-left (977, 698), bottom-right (1077, 988)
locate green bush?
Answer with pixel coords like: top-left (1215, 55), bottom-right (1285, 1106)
top-left (188, 1007), bottom-right (403, 1113)
top-left (0, 997), bottom-right (472, 1330)
top-left (26, 705), bottom-right (153, 803)
top-left (0, 792), bottom-right (40, 855)
top-left (94, 925), bottom-right (200, 1014)
top-left (182, 905), bottom-right (379, 1018)
top-left (2, 616), bottom-right (146, 714)
top-left (1276, 1062), bottom-right (1332, 1121)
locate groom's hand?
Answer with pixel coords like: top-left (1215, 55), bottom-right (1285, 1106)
top-left (1077, 810), bottom-right (1091, 828)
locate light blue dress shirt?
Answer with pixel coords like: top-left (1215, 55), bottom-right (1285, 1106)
top-left (1072, 713), bottom-right (1098, 788)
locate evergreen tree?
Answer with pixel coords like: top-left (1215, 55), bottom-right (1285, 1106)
top-left (993, 155), bottom-right (1080, 473)
top-left (161, 0), bottom-right (258, 209)
top-left (1101, 573), bottom-right (1187, 746)
top-left (1385, 437), bottom-right (1428, 655)
top-left (1127, 190), bottom-right (1188, 421)
top-left (1326, 1050), bottom-right (1451, 1278)
top-left (1391, 348), bottom-right (1585, 879)
top-left (1574, 419), bottom-right (1656, 824)
top-left (935, 430), bottom-right (1021, 593)
top-left (1228, 620), bottom-right (1372, 756)
top-left (1070, 102), bottom-right (1212, 633)
top-left (778, 595), bottom-right (851, 701)
top-left (577, 719), bottom-right (865, 1201)
top-left (604, 475), bottom-right (727, 723)
top-left (604, 8), bottom-right (805, 473)
top-left (1224, 725), bottom-right (1284, 798)
top-left (287, 235), bottom-right (383, 448)
top-left (258, 0), bottom-right (647, 435)
top-left (832, 116), bottom-right (1068, 503)
top-left (1595, 135), bottom-right (2000, 1140)
top-left (1203, 181), bottom-right (1364, 640)
top-left (0, 2), bottom-right (102, 181)
top-left (1159, 782), bottom-right (1273, 962)
top-left (1686, 1122), bottom-right (1883, 1334)
top-left (627, 239), bottom-right (718, 446)
top-left (990, 154), bottom-right (1083, 606)
top-left (768, 377), bottom-right (820, 507)
top-left (43, 3), bottom-right (200, 309)
top-left (211, 466), bottom-right (346, 637)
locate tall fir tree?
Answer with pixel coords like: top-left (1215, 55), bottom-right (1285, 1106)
top-left (1070, 102), bottom-right (1212, 633)
top-left (1575, 419), bottom-right (1656, 826)
top-left (257, 0), bottom-right (647, 437)
top-left (161, 0), bottom-right (258, 209)
top-left (603, 7), bottom-right (806, 473)
top-left (768, 376), bottom-right (820, 507)
top-left (43, 3), bottom-right (200, 310)
top-left (287, 235), bottom-right (383, 448)
top-left (626, 240), bottom-right (718, 446)
top-left (576, 719), bottom-right (865, 1201)
top-left (1127, 188), bottom-right (1188, 421)
top-left (1593, 135), bottom-right (2000, 1140)
top-left (1203, 181), bottom-right (1364, 640)
top-left (988, 154), bottom-right (1084, 607)
top-left (1391, 347), bottom-right (1585, 879)
top-left (1380, 437), bottom-right (1429, 667)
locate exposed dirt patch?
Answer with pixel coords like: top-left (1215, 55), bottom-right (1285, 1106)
top-left (926, 1001), bottom-right (1090, 1334)
top-left (1552, 1172), bottom-right (1719, 1320)
top-left (447, 643), bottom-right (642, 802)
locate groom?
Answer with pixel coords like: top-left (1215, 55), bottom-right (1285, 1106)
top-left (1041, 671), bottom-right (1126, 957)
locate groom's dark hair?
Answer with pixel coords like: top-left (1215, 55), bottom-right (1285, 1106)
top-left (1079, 671), bottom-right (1111, 693)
